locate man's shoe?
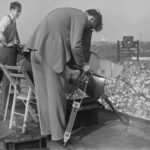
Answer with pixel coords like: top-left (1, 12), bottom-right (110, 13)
top-left (46, 134), bottom-right (51, 140)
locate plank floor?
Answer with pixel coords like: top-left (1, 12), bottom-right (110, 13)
top-left (0, 109), bottom-right (150, 150)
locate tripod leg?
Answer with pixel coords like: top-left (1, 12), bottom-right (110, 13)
top-left (64, 102), bottom-right (80, 146)
top-left (64, 73), bottom-right (89, 146)
top-left (102, 94), bottom-right (129, 127)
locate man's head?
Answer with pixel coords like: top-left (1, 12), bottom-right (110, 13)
top-left (86, 9), bottom-right (102, 31)
top-left (10, 1), bottom-right (22, 19)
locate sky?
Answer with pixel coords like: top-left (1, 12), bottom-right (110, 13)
top-left (0, 0), bottom-right (150, 43)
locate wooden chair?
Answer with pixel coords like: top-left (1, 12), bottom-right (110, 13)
top-left (0, 63), bottom-right (38, 133)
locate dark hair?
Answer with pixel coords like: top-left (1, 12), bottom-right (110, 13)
top-left (10, 1), bottom-right (22, 11)
top-left (86, 9), bottom-right (102, 31)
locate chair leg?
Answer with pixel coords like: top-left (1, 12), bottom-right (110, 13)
top-left (22, 87), bottom-right (32, 133)
top-left (9, 84), bottom-right (17, 129)
top-left (3, 84), bottom-right (12, 121)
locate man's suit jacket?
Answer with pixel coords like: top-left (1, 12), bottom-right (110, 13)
top-left (27, 7), bottom-right (90, 73)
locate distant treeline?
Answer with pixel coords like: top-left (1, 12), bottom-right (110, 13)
top-left (91, 41), bottom-right (150, 52)
top-left (91, 41), bottom-right (117, 61)
top-left (90, 41), bottom-right (150, 61)
top-left (139, 41), bottom-right (150, 51)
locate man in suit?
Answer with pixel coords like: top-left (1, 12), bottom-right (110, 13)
top-left (26, 7), bottom-right (102, 142)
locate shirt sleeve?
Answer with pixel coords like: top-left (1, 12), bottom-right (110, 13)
top-left (0, 16), bottom-right (11, 32)
top-left (70, 13), bottom-right (87, 66)
top-left (82, 29), bottom-right (93, 62)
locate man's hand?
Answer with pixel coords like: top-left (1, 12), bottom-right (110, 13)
top-left (0, 32), bottom-right (7, 47)
top-left (82, 63), bottom-right (91, 72)
top-left (7, 42), bottom-right (16, 47)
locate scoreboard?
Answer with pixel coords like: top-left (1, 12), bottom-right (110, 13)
top-left (117, 36), bottom-right (139, 61)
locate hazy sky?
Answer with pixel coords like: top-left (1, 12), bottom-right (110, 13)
top-left (0, 0), bottom-right (150, 43)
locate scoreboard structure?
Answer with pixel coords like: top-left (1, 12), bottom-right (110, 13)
top-left (117, 36), bottom-right (139, 61)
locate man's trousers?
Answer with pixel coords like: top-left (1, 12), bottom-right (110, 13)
top-left (31, 51), bottom-right (66, 141)
top-left (0, 46), bottom-right (17, 112)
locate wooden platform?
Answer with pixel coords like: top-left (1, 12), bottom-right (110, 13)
top-left (0, 118), bottom-right (43, 150)
top-left (2, 134), bottom-right (47, 150)
top-left (1, 109), bottom-right (150, 150)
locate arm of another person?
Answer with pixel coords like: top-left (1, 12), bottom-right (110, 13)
top-left (0, 16), bottom-right (10, 46)
top-left (0, 16), bottom-right (17, 47)
top-left (70, 13), bottom-right (91, 72)
top-left (70, 13), bottom-right (87, 67)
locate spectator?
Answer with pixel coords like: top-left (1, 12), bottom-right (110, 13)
top-left (0, 1), bottom-right (22, 111)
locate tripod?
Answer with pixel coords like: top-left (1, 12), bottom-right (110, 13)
top-left (64, 68), bottom-right (129, 146)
